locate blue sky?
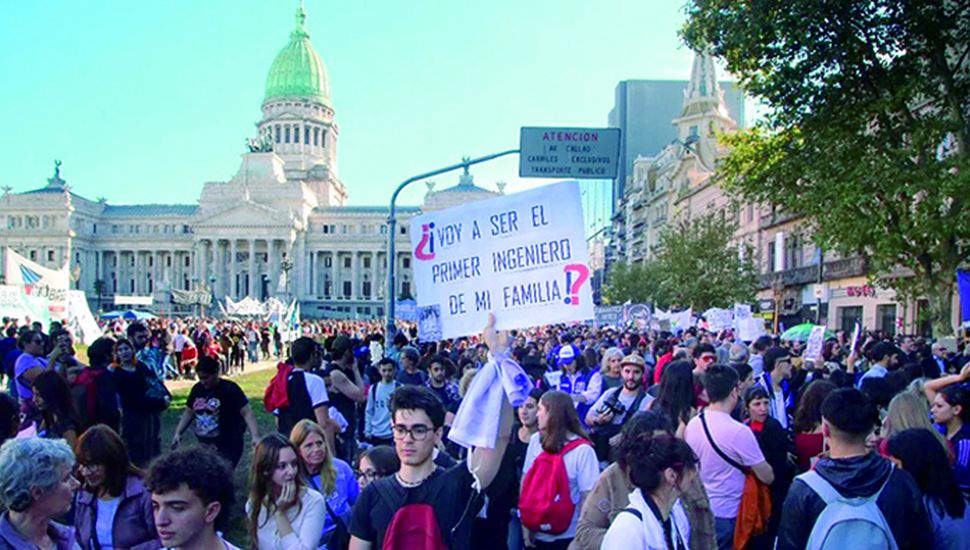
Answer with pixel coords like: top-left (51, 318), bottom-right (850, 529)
top-left (0, 0), bottom-right (730, 208)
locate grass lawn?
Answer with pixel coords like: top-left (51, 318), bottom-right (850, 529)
top-left (159, 367), bottom-right (277, 547)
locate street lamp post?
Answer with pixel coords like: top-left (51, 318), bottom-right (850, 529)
top-left (208, 275), bottom-right (217, 318)
top-left (384, 149), bottom-right (519, 349)
top-left (280, 252), bottom-right (293, 304)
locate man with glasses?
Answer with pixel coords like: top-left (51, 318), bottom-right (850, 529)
top-left (692, 342), bottom-right (718, 407)
top-left (349, 318), bottom-right (514, 550)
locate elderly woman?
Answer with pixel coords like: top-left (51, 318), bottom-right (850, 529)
top-left (0, 438), bottom-right (80, 549)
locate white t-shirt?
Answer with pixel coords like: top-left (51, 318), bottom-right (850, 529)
top-left (772, 389), bottom-right (789, 430)
top-left (95, 495), bottom-right (122, 549)
top-left (521, 432), bottom-right (599, 542)
top-left (273, 368), bottom-right (330, 415)
top-left (588, 388), bottom-right (654, 426)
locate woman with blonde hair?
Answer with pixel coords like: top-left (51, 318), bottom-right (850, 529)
top-left (599, 347), bottom-right (624, 392)
top-left (246, 433), bottom-right (325, 550)
top-left (883, 390), bottom-right (951, 456)
top-left (289, 419), bottom-right (357, 547)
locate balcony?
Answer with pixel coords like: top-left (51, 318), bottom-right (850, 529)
top-left (757, 256), bottom-right (867, 289)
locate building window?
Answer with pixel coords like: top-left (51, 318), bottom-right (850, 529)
top-left (766, 243), bottom-right (776, 273)
top-left (402, 257), bottom-right (411, 269)
top-left (363, 281), bottom-right (371, 297)
top-left (324, 256), bottom-right (332, 268)
top-left (285, 126), bottom-right (291, 143)
top-left (400, 226), bottom-right (406, 235)
top-left (838, 306), bottom-right (863, 333)
top-left (304, 127), bottom-right (310, 144)
top-left (313, 127), bottom-right (320, 146)
top-left (275, 125), bottom-right (281, 143)
top-left (29, 250), bottom-right (37, 261)
top-left (877, 304), bottom-right (897, 337)
top-left (343, 281), bottom-right (352, 297)
top-left (785, 234), bottom-right (803, 270)
top-left (343, 257), bottom-right (351, 269)
top-left (379, 225), bottom-right (387, 235)
top-left (47, 250), bottom-right (55, 262)
top-left (363, 256), bottom-right (371, 269)
top-left (401, 281), bottom-right (411, 297)
top-left (166, 255), bottom-right (172, 267)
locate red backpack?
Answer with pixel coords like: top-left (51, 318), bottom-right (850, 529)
top-left (263, 362), bottom-right (293, 412)
top-left (374, 478), bottom-right (448, 550)
top-left (519, 438), bottom-right (591, 534)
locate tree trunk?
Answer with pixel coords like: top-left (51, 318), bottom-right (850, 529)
top-left (927, 279), bottom-right (955, 337)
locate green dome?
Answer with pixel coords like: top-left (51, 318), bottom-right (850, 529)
top-left (264, 4), bottom-right (330, 107)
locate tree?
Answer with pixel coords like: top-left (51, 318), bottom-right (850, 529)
top-left (602, 261), bottom-right (667, 306)
top-left (652, 212), bottom-right (759, 311)
top-left (93, 278), bottom-right (106, 313)
top-left (683, 0), bottom-right (970, 335)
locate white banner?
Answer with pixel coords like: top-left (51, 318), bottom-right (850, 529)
top-left (114, 295), bottom-right (154, 306)
top-left (704, 307), bottom-right (734, 332)
top-left (4, 248), bottom-right (69, 319)
top-left (738, 317), bottom-right (766, 342)
top-left (409, 180), bottom-right (593, 339)
top-left (0, 284), bottom-right (51, 326)
top-left (67, 290), bottom-right (102, 345)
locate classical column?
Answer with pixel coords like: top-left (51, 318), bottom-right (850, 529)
top-left (133, 251), bottom-right (141, 295)
top-left (248, 240), bottom-right (256, 298)
top-left (294, 236), bottom-right (306, 299)
top-left (151, 250), bottom-right (158, 295)
top-left (350, 251), bottom-right (358, 301)
top-left (371, 251), bottom-right (378, 300)
top-left (228, 239), bottom-right (238, 300)
top-left (97, 250), bottom-right (104, 282)
top-left (268, 239), bottom-right (277, 297)
top-left (331, 252), bottom-right (337, 298)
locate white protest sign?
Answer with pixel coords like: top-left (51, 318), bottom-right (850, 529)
top-left (849, 322), bottom-right (861, 354)
top-left (738, 317), bottom-right (766, 342)
top-left (705, 308), bottom-right (734, 332)
top-left (410, 180), bottom-right (593, 339)
top-left (803, 325), bottom-right (827, 363)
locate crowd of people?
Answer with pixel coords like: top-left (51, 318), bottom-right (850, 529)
top-left (0, 313), bottom-right (968, 549)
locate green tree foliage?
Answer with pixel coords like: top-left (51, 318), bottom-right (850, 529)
top-left (683, 0), bottom-right (970, 335)
top-left (602, 261), bottom-right (667, 306)
top-left (604, 213), bottom-right (758, 310)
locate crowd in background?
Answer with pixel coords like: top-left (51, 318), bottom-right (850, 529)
top-left (0, 313), bottom-right (968, 549)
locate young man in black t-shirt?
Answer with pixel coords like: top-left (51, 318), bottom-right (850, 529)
top-left (171, 356), bottom-right (259, 468)
top-left (349, 316), bottom-right (514, 550)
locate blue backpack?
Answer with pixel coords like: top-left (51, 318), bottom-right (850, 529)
top-left (799, 466), bottom-right (899, 550)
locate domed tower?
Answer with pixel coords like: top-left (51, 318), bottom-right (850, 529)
top-left (258, 1), bottom-right (346, 205)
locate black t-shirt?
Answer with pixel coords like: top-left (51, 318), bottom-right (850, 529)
top-left (350, 464), bottom-right (483, 550)
top-left (397, 369), bottom-right (428, 386)
top-left (187, 379), bottom-right (248, 448)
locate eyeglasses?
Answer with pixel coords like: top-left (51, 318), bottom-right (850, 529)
top-left (699, 355), bottom-right (717, 363)
top-left (354, 469), bottom-right (379, 481)
top-left (392, 424), bottom-right (433, 441)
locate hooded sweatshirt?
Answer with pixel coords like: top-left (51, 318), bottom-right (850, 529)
top-left (776, 452), bottom-right (929, 550)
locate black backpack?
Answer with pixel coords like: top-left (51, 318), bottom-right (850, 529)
top-left (277, 370), bottom-right (315, 436)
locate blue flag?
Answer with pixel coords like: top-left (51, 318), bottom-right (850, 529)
top-left (958, 270), bottom-right (970, 327)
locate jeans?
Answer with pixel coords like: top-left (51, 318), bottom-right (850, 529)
top-left (714, 517), bottom-right (736, 550)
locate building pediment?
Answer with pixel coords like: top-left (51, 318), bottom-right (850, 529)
top-left (192, 200), bottom-right (297, 229)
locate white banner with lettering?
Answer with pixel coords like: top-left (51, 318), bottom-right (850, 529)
top-left (4, 248), bottom-right (69, 319)
top-left (410, 180), bottom-right (593, 339)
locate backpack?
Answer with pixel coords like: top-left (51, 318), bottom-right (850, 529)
top-left (264, 362), bottom-right (294, 412)
top-left (799, 466), bottom-right (899, 550)
top-left (72, 368), bottom-right (105, 429)
top-left (519, 438), bottom-right (591, 534)
top-left (373, 475), bottom-right (448, 550)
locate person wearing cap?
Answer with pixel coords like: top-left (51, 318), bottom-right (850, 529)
top-left (544, 344), bottom-right (603, 426)
top-left (586, 354), bottom-right (653, 464)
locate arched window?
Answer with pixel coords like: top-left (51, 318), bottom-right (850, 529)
top-left (285, 126), bottom-right (291, 143)
top-left (313, 127), bottom-right (320, 146)
top-left (304, 126), bottom-right (310, 145)
top-left (275, 125), bottom-right (281, 143)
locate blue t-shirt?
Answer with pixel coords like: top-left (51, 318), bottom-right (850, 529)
top-left (308, 458), bottom-right (359, 540)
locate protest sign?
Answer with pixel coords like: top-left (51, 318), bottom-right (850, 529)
top-left (67, 290), bottom-right (102, 345)
top-left (738, 317), bottom-right (766, 342)
top-left (594, 305), bottom-right (624, 327)
top-left (705, 308), bottom-right (734, 332)
top-left (849, 322), bottom-right (861, 354)
top-left (410, 180), bottom-right (593, 339)
top-left (803, 325), bottom-right (827, 363)
top-left (628, 303), bottom-right (651, 329)
top-left (4, 248), bottom-right (69, 318)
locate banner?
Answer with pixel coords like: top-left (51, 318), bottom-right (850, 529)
top-left (409, 181), bottom-right (593, 339)
top-left (396, 299), bottom-right (418, 322)
top-left (225, 296), bottom-right (264, 316)
top-left (170, 289), bottom-right (212, 306)
top-left (738, 317), bottom-right (766, 342)
top-left (0, 284), bottom-right (51, 326)
top-left (4, 248), bottom-right (68, 319)
top-left (704, 307), bottom-right (734, 332)
top-left (594, 305), bottom-right (625, 327)
top-left (958, 270), bottom-right (970, 328)
top-left (66, 290), bottom-right (102, 345)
